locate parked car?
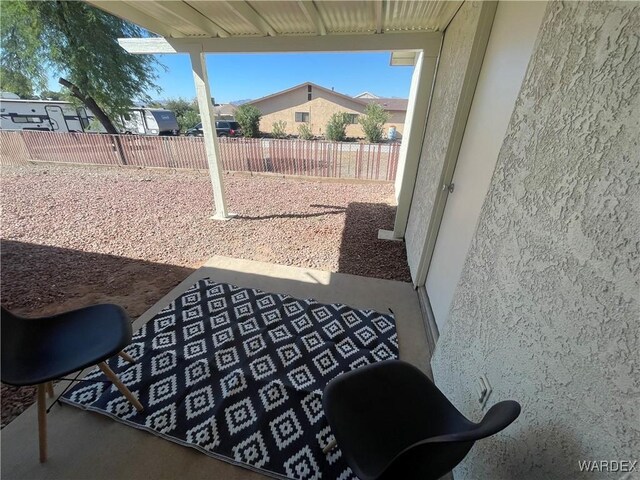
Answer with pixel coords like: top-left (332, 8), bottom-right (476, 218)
top-left (186, 121), bottom-right (242, 137)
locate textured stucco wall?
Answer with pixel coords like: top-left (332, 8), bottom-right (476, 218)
top-left (404, 1), bottom-right (484, 278)
top-left (432, 2), bottom-right (640, 478)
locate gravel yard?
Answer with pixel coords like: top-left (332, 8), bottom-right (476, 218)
top-left (1, 163), bottom-right (410, 426)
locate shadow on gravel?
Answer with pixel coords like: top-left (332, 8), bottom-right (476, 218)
top-left (235, 204), bottom-right (346, 221)
top-left (338, 202), bottom-right (411, 282)
top-left (0, 239), bottom-right (195, 428)
top-left (0, 240), bottom-right (194, 318)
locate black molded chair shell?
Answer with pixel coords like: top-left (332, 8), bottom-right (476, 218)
top-left (323, 360), bottom-right (521, 480)
top-left (1, 304), bottom-right (132, 386)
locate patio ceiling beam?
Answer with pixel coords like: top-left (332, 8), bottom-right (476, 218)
top-left (375, 1), bottom-right (385, 34)
top-left (297, 1), bottom-right (327, 35)
top-left (153, 1), bottom-right (231, 38)
top-left (226, 1), bottom-right (278, 37)
top-left (118, 31), bottom-right (442, 55)
top-left (189, 52), bottom-right (230, 220)
top-left (85, 0), bottom-right (183, 37)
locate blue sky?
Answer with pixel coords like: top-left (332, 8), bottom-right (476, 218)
top-left (155, 53), bottom-right (414, 103)
top-left (47, 52), bottom-right (413, 104)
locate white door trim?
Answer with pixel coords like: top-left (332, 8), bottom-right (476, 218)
top-left (414, 1), bottom-right (498, 287)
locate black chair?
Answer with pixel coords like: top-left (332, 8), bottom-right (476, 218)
top-left (322, 360), bottom-right (521, 480)
top-left (1, 304), bottom-right (144, 462)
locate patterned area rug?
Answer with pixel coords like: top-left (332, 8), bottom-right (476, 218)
top-left (61, 279), bottom-right (398, 479)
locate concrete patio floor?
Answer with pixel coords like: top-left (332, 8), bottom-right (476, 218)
top-left (1, 256), bottom-right (431, 480)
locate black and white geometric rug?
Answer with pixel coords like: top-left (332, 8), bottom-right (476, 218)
top-left (61, 279), bottom-right (399, 479)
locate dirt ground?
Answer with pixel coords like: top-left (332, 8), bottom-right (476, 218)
top-left (0, 163), bottom-right (411, 427)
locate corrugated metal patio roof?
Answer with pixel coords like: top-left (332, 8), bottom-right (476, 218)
top-left (86, 1), bottom-right (462, 39)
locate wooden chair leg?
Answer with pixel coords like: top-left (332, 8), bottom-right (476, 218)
top-left (118, 351), bottom-right (135, 364)
top-left (322, 438), bottom-right (337, 454)
top-left (37, 384), bottom-right (47, 463)
top-left (46, 381), bottom-right (54, 398)
top-left (98, 362), bottom-right (144, 412)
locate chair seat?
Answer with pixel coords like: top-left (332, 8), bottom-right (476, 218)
top-left (1, 304), bottom-right (132, 386)
top-left (323, 360), bottom-right (475, 480)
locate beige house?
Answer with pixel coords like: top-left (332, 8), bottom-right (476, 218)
top-left (247, 82), bottom-right (407, 139)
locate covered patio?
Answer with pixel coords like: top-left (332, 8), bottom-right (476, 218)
top-left (1, 2), bottom-right (478, 478)
top-left (4, 0), bottom-right (635, 478)
top-left (1, 256), bottom-right (431, 479)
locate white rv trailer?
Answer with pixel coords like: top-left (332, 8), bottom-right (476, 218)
top-left (0, 93), bottom-right (90, 133)
top-left (119, 108), bottom-right (179, 136)
top-left (0, 94), bottom-right (179, 135)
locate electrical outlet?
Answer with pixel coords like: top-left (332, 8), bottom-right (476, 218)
top-left (476, 375), bottom-right (492, 408)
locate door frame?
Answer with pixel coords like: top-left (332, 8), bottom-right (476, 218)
top-left (413, 3), bottom-right (497, 288)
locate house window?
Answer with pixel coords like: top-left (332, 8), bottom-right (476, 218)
top-left (307, 85), bottom-right (312, 101)
top-left (345, 114), bottom-right (359, 124)
top-left (295, 112), bottom-right (310, 123)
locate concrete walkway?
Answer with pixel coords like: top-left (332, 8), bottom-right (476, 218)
top-left (1, 256), bottom-right (431, 480)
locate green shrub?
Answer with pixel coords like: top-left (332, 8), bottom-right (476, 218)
top-left (272, 120), bottom-right (287, 139)
top-left (359, 103), bottom-right (390, 143)
top-left (297, 122), bottom-right (313, 140)
top-left (235, 104), bottom-right (262, 138)
top-left (179, 110), bottom-right (200, 131)
top-left (325, 112), bottom-right (350, 141)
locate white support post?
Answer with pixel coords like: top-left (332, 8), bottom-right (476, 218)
top-left (189, 51), bottom-right (230, 220)
top-left (379, 50), bottom-right (438, 241)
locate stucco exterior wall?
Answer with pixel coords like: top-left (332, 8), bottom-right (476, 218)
top-left (312, 88), bottom-right (370, 112)
top-left (404, 1), bottom-right (484, 278)
top-left (431, 2), bottom-right (640, 478)
top-left (252, 85), bottom-right (406, 139)
top-left (251, 87), bottom-right (309, 115)
top-left (386, 111), bottom-right (405, 138)
top-left (259, 97), bottom-right (362, 137)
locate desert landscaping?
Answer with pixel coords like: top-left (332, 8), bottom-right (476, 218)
top-left (0, 162), bottom-right (410, 426)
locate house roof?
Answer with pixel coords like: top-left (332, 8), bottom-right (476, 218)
top-left (355, 92), bottom-right (380, 99)
top-left (86, 1), bottom-right (462, 39)
top-left (249, 82), bottom-right (361, 107)
top-left (363, 98), bottom-right (409, 111)
top-left (213, 104), bottom-right (237, 116)
top-left (248, 82), bottom-right (407, 112)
